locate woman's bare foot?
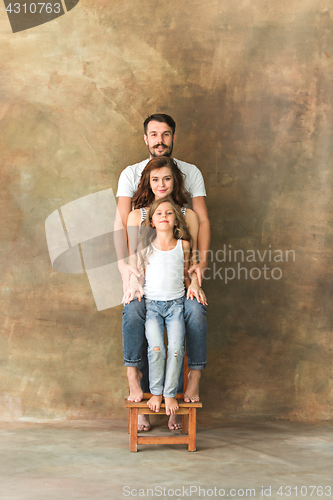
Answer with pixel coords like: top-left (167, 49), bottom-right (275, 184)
top-left (138, 415), bottom-right (151, 431)
top-left (165, 397), bottom-right (179, 416)
top-left (184, 370), bottom-right (201, 403)
top-left (127, 367), bottom-right (144, 402)
top-left (168, 414), bottom-right (182, 430)
top-left (147, 395), bottom-right (162, 412)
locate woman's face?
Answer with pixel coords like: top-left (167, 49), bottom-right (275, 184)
top-left (149, 167), bottom-right (174, 199)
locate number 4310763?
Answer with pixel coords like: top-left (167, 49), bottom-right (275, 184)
top-left (277, 486), bottom-right (332, 496)
top-left (6, 3), bottom-right (61, 14)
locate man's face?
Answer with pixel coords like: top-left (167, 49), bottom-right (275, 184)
top-left (144, 120), bottom-right (175, 158)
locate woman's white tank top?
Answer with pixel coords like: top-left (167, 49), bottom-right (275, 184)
top-left (143, 239), bottom-right (185, 301)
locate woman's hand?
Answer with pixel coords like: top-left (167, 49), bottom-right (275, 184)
top-left (186, 281), bottom-right (208, 305)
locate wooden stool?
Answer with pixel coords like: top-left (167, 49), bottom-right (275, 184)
top-left (125, 350), bottom-right (202, 452)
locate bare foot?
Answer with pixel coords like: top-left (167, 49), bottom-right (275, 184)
top-left (127, 367), bottom-right (144, 402)
top-left (165, 397), bottom-right (179, 416)
top-left (168, 413), bottom-right (182, 430)
top-left (138, 414), bottom-right (151, 432)
top-left (184, 370), bottom-right (201, 403)
top-left (147, 395), bottom-right (162, 413)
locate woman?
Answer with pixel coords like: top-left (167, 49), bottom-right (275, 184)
top-left (125, 157), bottom-right (206, 304)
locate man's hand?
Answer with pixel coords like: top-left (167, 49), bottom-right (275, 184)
top-left (187, 262), bottom-right (207, 287)
top-left (118, 260), bottom-right (141, 292)
top-left (122, 286), bottom-right (144, 305)
top-left (186, 280), bottom-right (208, 305)
top-left (122, 274), bottom-right (144, 304)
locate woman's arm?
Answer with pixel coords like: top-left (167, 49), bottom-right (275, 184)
top-left (182, 238), bottom-right (208, 306)
top-left (190, 196), bottom-right (211, 286)
top-left (127, 210), bottom-right (141, 268)
top-left (182, 240), bottom-right (191, 290)
top-left (185, 208), bottom-right (199, 259)
top-left (122, 210), bottom-right (144, 304)
top-left (114, 198), bottom-right (141, 290)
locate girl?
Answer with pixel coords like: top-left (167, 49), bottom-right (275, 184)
top-left (123, 196), bottom-right (193, 416)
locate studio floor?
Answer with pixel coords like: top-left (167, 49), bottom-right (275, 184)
top-left (0, 418), bottom-right (332, 500)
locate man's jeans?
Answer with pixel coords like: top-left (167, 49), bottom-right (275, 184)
top-left (145, 297), bottom-right (185, 397)
top-left (122, 296), bottom-right (207, 393)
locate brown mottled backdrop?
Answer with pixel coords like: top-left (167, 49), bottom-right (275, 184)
top-left (0, 0), bottom-right (333, 422)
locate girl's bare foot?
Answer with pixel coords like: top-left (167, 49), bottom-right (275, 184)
top-left (184, 370), bottom-right (201, 403)
top-left (147, 395), bottom-right (162, 412)
top-left (138, 415), bottom-right (151, 431)
top-left (168, 414), bottom-right (182, 430)
top-left (127, 367), bottom-right (144, 402)
top-left (165, 397), bottom-right (179, 416)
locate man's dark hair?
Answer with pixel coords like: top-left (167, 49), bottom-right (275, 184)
top-left (143, 114), bottom-right (176, 135)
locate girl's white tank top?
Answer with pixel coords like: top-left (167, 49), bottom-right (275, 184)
top-left (143, 239), bottom-right (185, 301)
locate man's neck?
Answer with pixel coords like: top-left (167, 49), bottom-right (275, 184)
top-left (149, 155), bottom-right (174, 160)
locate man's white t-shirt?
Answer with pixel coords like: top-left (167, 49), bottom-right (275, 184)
top-left (116, 158), bottom-right (206, 199)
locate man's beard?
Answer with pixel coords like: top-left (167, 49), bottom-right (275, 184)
top-left (148, 142), bottom-right (173, 158)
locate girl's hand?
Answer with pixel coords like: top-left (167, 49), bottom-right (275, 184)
top-left (186, 282), bottom-right (208, 305)
top-left (188, 263), bottom-right (205, 287)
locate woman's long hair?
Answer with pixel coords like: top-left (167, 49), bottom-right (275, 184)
top-left (132, 157), bottom-right (190, 209)
top-left (137, 195), bottom-right (192, 274)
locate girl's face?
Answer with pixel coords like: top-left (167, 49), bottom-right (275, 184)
top-left (149, 167), bottom-right (174, 199)
top-left (151, 202), bottom-right (176, 231)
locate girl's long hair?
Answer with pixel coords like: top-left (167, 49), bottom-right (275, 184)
top-left (137, 196), bottom-right (192, 274)
top-left (132, 157), bottom-right (190, 209)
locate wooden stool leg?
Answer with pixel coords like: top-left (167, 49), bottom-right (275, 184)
top-left (182, 413), bottom-right (189, 434)
top-left (128, 408), bottom-right (130, 434)
top-left (129, 407), bottom-right (138, 452)
top-left (188, 407), bottom-right (196, 452)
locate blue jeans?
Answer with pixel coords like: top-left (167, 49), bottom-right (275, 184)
top-left (122, 297), bottom-right (207, 393)
top-left (122, 298), bottom-right (149, 392)
top-left (145, 297), bottom-right (185, 398)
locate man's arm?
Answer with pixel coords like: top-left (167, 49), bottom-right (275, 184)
top-left (189, 196), bottom-right (211, 285)
top-left (113, 196), bottom-right (140, 290)
top-left (115, 196), bottom-right (132, 232)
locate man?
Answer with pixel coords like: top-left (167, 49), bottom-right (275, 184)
top-left (115, 113), bottom-right (210, 431)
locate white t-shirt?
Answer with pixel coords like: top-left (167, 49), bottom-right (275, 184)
top-left (116, 158), bottom-right (206, 199)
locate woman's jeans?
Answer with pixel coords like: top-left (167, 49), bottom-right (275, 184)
top-left (145, 297), bottom-right (185, 398)
top-left (122, 296), bottom-right (207, 393)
